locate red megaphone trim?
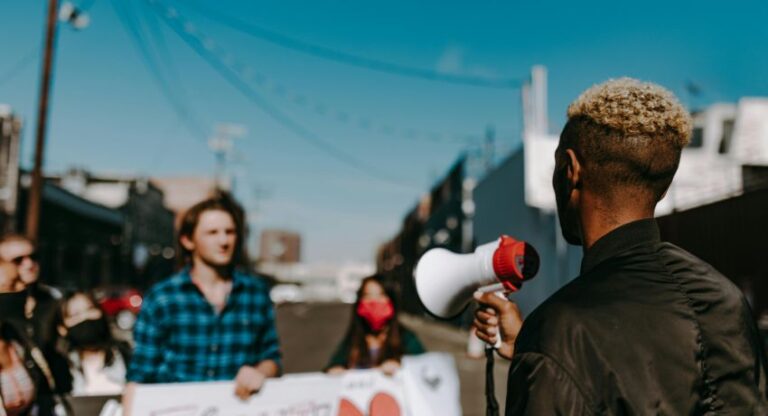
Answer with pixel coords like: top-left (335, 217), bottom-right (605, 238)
top-left (492, 235), bottom-right (540, 292)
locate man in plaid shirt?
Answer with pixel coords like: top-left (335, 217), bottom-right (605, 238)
top-left (123, 195), bottom-right (281, 412)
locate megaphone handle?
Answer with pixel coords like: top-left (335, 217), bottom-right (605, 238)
top-left (478, 289), bottom-right (508, 350)
top-left (488, 328), bottom-right (502, 350)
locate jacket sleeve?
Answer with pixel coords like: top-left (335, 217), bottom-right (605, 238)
top-left (506, 352), bottom-right (593, 415)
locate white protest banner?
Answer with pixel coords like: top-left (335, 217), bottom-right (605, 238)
top-left (336, 352), bottom-right (461, 416)
top-left (131, 373), bottom-right (340, 416)
top-left (337, 370), bottom-right (407, 416)
top-left (129, 353), bottom-right (461, 416)
top-left (401, 353), bottom-right (461, 416)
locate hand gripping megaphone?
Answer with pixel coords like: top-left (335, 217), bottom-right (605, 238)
top-left (414, 236), bottom-right (540, 320)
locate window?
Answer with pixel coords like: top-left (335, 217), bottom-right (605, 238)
top-left (718, 119), bottom-right (735, 154)
top-left (689, 127), bottom-right (704, 148)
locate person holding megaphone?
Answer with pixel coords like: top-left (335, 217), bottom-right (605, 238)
top-left (471, 79), bottom-right (767, 414)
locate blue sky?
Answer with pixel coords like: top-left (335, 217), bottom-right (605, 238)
top-left (1, 0), bottom-right (766, 262)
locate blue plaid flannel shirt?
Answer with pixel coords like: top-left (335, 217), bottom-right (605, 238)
top-left (126, 269), bottom-right (281, 383)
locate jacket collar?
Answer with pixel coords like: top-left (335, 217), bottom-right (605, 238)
top-left (580, 218), bottom-right (661, 275)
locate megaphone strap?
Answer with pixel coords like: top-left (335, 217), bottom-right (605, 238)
top-left (485, 347), bottom-right (500, 416)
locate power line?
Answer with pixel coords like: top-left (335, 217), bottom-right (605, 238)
top-left (142, 3), bottom-right (480, 144)
top-left (137, 0), bottom-right (215, 140)
top-left (120, 0), bottom-right (209, 140)
top-left (137, 0), bottom-right (187, 100)
top-left (147, 0), bottom-right (418, 190)
top-left (0, 49), bottom-right (38, 89)
top-left (168, 0), bottom-right (523, 90)
top-left (112, 0), bottom-right (208, 143)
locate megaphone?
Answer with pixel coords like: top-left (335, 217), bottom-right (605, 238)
top-left (414, 236), bottom-right (540, 319)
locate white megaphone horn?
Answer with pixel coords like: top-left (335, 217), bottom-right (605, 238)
top-left (414, 236), bottom-right (540, 320)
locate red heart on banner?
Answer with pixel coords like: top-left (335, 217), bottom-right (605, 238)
top-left (337, 392), bottom-right (402, 416)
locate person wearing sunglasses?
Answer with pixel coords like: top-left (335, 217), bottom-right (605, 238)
top-left (0, 254), bottom-right (71, 415)
top-left (0, 235), bottom-right (72, 396)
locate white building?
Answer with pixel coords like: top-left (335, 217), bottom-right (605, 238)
top-left (522, 67), bottom-right (768, 216)
top-left (656, 99), bottom-right (768, 214)
top-left (259, 261), bottom-right (375, 304)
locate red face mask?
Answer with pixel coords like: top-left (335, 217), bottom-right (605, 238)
top-left (357, 298), bottom-right (394, 332)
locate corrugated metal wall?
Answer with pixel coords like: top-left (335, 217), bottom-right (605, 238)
top-left (657, 186), bottom-right (768, 319)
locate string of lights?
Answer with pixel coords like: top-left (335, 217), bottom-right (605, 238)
top-left (169, 0), bottom-right (523, 90)
top-left (113, 0), bottom-right (209, 143)
top-left (146, 0), bottom-right (420, 190)
top-left (143, 1), bottom-right (484, 145)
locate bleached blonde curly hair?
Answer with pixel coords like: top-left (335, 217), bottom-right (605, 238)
top-left (559, 78), bottom-right (692, 202)
top-left (568, 78), bottom-right (692, 147)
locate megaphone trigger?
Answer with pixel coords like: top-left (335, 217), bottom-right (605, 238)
top-left (476, 282), bottom-right (505, 294)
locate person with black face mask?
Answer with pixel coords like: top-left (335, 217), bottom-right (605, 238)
top-left (60, 292), bottom-right (130, 396)
top-left (0, 234), bottom-right (71, 398)
top-left (0, 289), bottom-right (28, 323)
top-left (0, 255), bottom-right (70, 415)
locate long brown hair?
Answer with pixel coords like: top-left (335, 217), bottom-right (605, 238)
top-left (175, 191), bottom-right (249, 270)
top-left (61, 291), bottom-right (121, 367)
top-left (344, 275), bottom-right (404, 368)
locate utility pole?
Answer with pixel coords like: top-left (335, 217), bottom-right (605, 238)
top-left (25, 0), bottom-right (60, 242)
top-left (25, 1), bottom-right (88, 242)
top-left (483, 125), bottom-right (495, 173)
top-left (209, 123), bottom-right (246, 190)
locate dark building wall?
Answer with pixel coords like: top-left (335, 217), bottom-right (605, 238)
top-left (657, 186), bottom-right (768, 319)
top-left (17, 184), bottom-right (124, 289)
top-left (377, 158), bottom-right (467, 318)
top-left (423, 160), bottom-right (466, 252)
top-left (743, 165), bottom-right (768, 193)
top-left (473, 149), bottom-right (582, 315)
top-left (121, 181), bottom-right (176, 288)
top-left (13, 175), bottom-right (178, 290)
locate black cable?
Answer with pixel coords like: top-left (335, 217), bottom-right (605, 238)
top-left (137, 0), bottom-right (186, 98)
top-left (486, 347), bottom-right (500, 416)
top-left (147, 0), bottom-right (418, 190)
top-left (136, 0), bottom-right (213, 141)
top-left (169, 0), bottom-right (523, 90)
top-left (152, 2), bottom-right (483, 145)
top-left (0, 49), bottom-right (37, 89)
top-left (112, 0), bottom-right (208, 143)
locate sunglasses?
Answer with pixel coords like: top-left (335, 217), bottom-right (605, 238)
top-left (10, 252), bottom-right (38, 266)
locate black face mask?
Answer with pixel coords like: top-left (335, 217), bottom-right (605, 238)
top-left (67, 318), bottom-right (110, 349)
top-left (0, 290), bottom-right (28, 323)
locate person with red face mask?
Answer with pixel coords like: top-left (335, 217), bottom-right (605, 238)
top-left (326, 276), bottom-right (425, 376)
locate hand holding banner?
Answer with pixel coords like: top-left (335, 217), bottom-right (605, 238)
top-left (129, 353), bottom-right (461, 416)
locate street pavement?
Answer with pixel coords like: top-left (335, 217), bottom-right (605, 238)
top-left (276, 302), bottom-right (510, 416)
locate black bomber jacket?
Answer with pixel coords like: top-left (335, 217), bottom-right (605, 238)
top-left (506, 219), bottom-right (768, 415)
